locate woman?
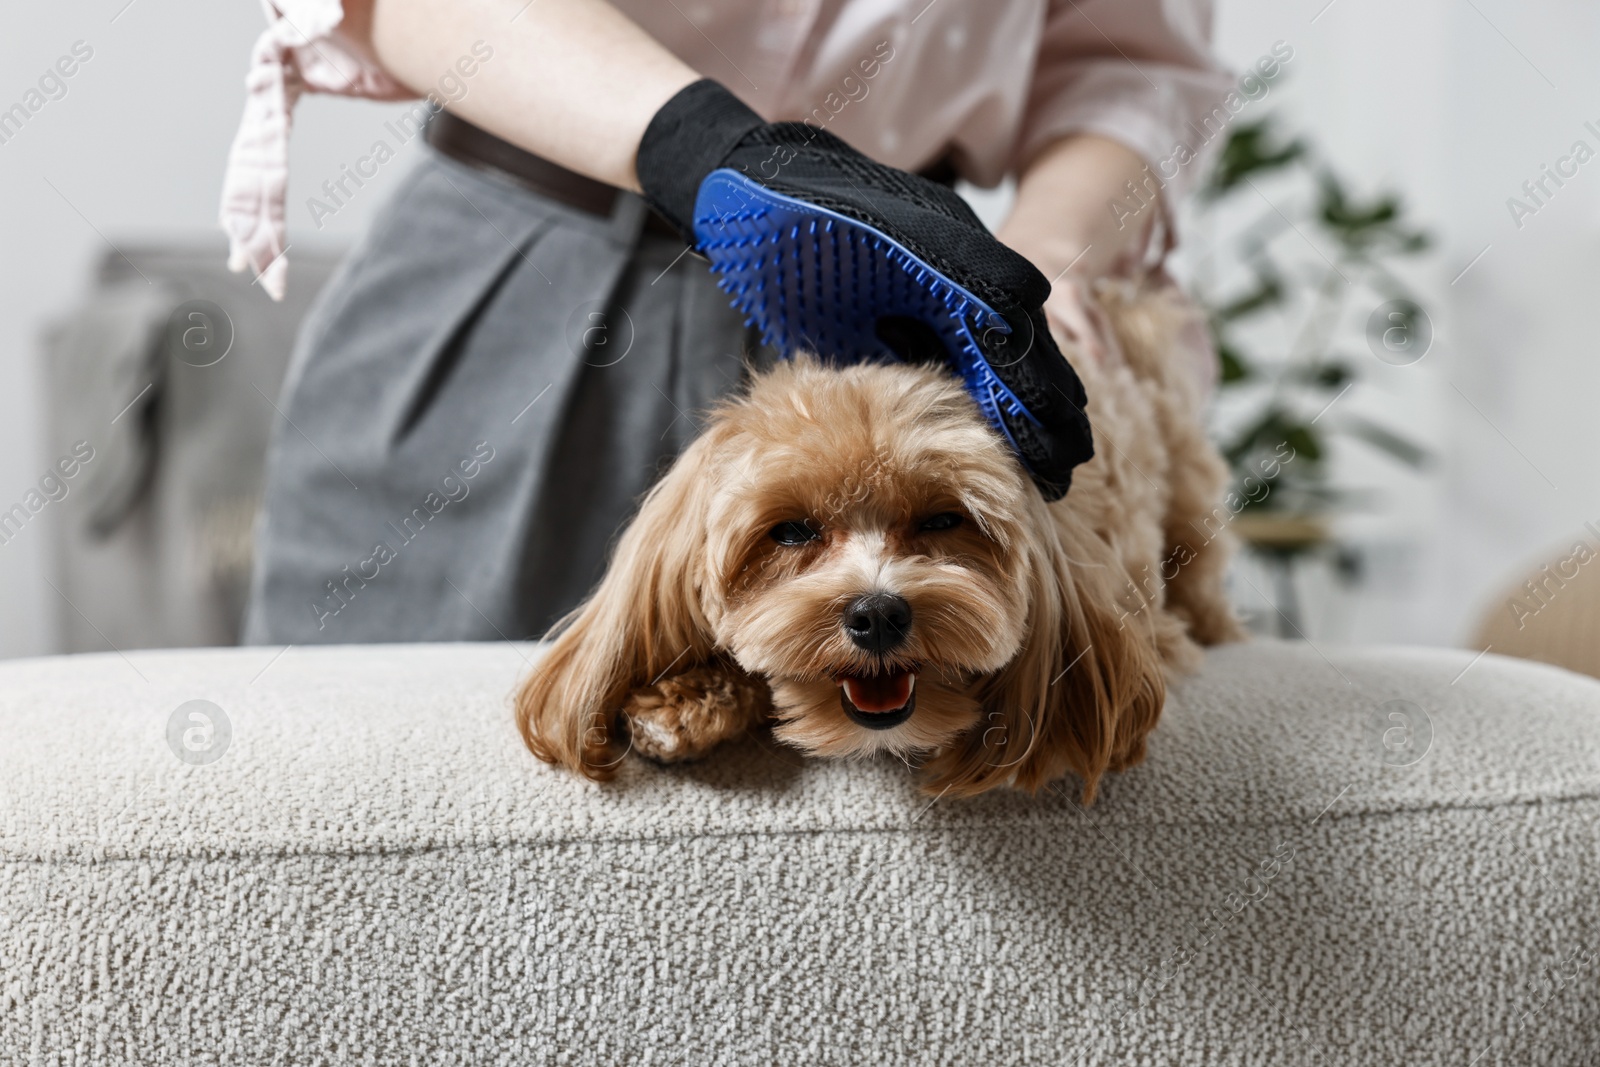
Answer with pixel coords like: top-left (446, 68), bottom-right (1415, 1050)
top-left (221, 0), bottom-right (1231, 644)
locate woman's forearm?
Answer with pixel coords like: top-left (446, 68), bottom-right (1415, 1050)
top-left (994, 134), bottom-right (1159, 362)
top-left (361, 0), bottom-right (699, 190)
top-left (996, 134), bottom-right (1155, 283)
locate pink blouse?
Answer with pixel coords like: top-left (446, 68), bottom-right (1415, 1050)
top-left (221, 0), bottom-right (1233, 300)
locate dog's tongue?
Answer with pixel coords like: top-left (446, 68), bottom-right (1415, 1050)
top-left (840, 670), bottom-right (916, 713)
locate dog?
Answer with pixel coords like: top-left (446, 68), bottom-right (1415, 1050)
top-left (516, 279), bottom-right (1244, 800)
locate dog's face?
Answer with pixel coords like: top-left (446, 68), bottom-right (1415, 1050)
top-left (702, 362), bottom-right (1035, 762)
top-left (518, 357), bottom-right (1165, 798)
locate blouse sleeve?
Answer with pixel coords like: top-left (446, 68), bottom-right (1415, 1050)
top-left (219, 0), bottom-right (411, 301)
top-left (1016, 0), bottom-right (1235, 222)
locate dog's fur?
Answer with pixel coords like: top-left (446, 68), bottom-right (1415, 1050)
top-left (516, 280), bottom-right (1244, 799)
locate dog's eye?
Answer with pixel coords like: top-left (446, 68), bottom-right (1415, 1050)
top-left (918, 512), bottom-right (964, 532)
top-left (769, 520), bottom-right (821, 545)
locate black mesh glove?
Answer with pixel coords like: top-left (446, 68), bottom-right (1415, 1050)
top-left (636, 79), bottom-right (1093, 500)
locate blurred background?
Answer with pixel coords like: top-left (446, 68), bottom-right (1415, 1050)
top-left (3, 1), bottom-right (1596, 669)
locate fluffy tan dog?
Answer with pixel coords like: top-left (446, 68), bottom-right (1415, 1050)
top-left (517, 280), bottom-right (1243, 799)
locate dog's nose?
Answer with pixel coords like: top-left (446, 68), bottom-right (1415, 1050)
top-left (843, 593), bottom-right (912, 653)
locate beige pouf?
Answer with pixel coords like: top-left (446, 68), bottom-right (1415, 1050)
top-left (1473, 531), bottom-right (1600, 682)
top-left (2, 640), bottom-right (1597, 1065)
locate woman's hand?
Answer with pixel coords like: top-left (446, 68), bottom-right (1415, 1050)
top-left (636, 80), bottom-right (1096, 498)
top-left (995, 134), bottom-right (1158, 364)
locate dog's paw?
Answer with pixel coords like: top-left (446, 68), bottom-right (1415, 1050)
top-left (622, 665), bottom-right (770, 764)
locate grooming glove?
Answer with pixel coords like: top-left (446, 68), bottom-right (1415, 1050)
top-left (636, 79), bottom-right (1094, 500)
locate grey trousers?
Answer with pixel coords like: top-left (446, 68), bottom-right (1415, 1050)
top-left (242, 151), bottom-right (752, 644)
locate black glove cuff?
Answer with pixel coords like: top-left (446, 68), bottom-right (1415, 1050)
top-left (636, 79), bottom-right (765, 237)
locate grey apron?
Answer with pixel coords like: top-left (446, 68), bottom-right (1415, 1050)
top-left (242, 149), bottom-right (753, 644)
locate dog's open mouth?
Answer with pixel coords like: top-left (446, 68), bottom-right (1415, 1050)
top-left (838, 669), bottom-right (917, 730)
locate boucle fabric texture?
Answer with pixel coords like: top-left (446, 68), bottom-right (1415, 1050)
top-left (2, 640), bottom-right (1597, 1065)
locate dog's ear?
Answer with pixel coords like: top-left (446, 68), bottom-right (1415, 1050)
top-left (922, 513), bottom-right (1166, 801)
top-left (515, 434), bottom-right (719, 780)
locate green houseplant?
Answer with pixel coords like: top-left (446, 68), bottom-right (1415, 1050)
top-left (1188, 118), bottom-right (1433, 629)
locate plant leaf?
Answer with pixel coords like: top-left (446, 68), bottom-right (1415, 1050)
top-left (1340, 416), bottom-right (1431, 468)
top-left (1223, 409), bottom-right (1325, 469)
top-left (1203, 120), bottom-right (1307, 199)
top-left (1218, 343), bottom-right (1251, 383)
top-left (1282, 422), bottom-right (1323, 463)
top-left (1213, 269), bottom-right (1285, 322)
top-left (1289, 362), bottom-right (1355, 389)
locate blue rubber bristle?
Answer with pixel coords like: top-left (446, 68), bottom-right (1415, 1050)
top-left (691, 169), bottom-right (1044, 454)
